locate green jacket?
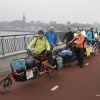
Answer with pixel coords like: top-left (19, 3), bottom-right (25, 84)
top-left (94, 33), bottom-right (98, 39)
top-left (27, 36), bottom-right (50, 54)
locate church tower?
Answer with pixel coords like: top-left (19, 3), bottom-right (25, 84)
top-left (23, 14), bottom-right (26, 22)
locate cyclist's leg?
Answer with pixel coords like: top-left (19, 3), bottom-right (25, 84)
top-left (50, 45), bottom-right (55, 52)
top-left (79, 48), bottom-right (84, 68)
top-left (75, 48), bottom-right (80, 65)
top-left (46, 51), bottom-right (54, 65)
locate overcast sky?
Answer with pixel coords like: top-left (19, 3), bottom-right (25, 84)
top-left (0, 0), bottom-right (100, 24)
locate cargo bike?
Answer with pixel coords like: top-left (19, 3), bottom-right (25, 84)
top-left (53, 42), bottom-right (87, 67)
top-left (0, 53), bottom-right (58, 94)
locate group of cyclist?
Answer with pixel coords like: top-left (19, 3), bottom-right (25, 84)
top-left (63, 27), bottom-right (99, 68)
top-left (27, 26), bottom-right (100, 69)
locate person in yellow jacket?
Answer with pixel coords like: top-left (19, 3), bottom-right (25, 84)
top-left (94, 28), bottom-right (98, 39)
top-left (27, 30), bottom-right (55, 68)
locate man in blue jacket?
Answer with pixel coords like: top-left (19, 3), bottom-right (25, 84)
top-left (86, 28), bottom-right (95, 40)
top-left (86, 28), bottom-right (95, 45)
top-left (44, 26), bottom-right (58, 51)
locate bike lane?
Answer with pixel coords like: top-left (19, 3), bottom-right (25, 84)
top-left (0, 53), bottom-right (100, 100)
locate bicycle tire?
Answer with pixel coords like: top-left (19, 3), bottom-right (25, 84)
top-left (0, 76), bottom-right (12, 94)
top-left (47, 67), bottom-right (58, 77)
top-left (93, 45), bottom-right (99, 56)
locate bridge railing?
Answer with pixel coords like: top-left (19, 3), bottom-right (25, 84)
top-left (0, 32), bottom-right (65, 57)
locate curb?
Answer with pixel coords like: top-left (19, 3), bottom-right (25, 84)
top-left (0, 70), bottom-right (9, 76)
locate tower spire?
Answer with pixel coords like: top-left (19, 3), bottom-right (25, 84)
top-left (23, 14), bottom-right (26, 22)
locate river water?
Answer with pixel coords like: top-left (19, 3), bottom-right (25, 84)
top-left (0, 31), bottom-right (35, 36)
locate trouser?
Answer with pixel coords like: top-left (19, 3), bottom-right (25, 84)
top-left (75, 48), bottom-right (84, 65)
top-left (40, 49), bottom-right (54, 64)
top-left (50, 45), bottom-right (55, 52)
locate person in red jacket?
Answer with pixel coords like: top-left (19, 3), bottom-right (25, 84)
top-left (69, 29), bottom-right (85, 68)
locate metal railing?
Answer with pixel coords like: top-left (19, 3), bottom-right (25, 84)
top-left (0, 32), bottom-right (65, 57)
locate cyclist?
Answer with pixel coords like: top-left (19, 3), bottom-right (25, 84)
top-left (44, 26), bottom-right (58, 51)
top-left (94, 28), bottom-right (100, 44)
top-left (86, 28), bottom-right (95, 40)
top-left (94, 28), bottom-right (99, 39)
top-left (27, 30), bottom-right (55, 68)
top-left (62, 28), bottom-right (74, 44)
top-left (69, 29), bottom-right (85, 68)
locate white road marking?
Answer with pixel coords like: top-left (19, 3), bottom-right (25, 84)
top-left (51, 85), bottom-right (59, 91)
top-left (85, 63), bottom-right (89, 65)
top-left (96, 94), bottom-right (100, 96)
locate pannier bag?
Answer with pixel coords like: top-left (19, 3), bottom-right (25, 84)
top-left (61, 50), bottom-right (72, 64)
top-left (85, 48), bottom-right (90, 57)
top-left (62, 55), bottom-right (72, 64)
top-left (25, 56), bottom-right (37, 69)
top-left (53, 55), bottom-right (63, 69)
top-left (10, 58), bottom-right (26, 73)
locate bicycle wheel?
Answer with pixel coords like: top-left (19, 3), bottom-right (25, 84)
top-left (0, 76), bottom-right (12, 94)
top-left (93, 45), bottom-right (99, 56)
top-left (47, 67), bottom-right (58, 77)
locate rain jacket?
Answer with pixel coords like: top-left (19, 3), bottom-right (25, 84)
top-left (86, 31), bottom-right (95, 39)
top-left (27, 36), bottom-right (50, 54)
top-left (69, 34), bottom-right (85, 48)
top-left (44, 30), bottom-right (57, 45)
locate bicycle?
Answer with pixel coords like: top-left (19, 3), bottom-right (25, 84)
top-left (53, 42), bottom-right (87, 65)
top-left (86, 39), bottom-right (99, 55)
top-left (0, 53), bottom-right (58, 94)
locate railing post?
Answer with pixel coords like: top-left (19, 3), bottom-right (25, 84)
top-left (24, 35), bottom-right (27, 50)
top-left (1, 37), bottom-right (4, 55)
top-left (14, 36), bottom-right (16, 51)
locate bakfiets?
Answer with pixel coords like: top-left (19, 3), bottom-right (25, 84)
top-left (0, 52), bottom-right (58, 94)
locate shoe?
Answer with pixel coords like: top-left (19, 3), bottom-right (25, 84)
top-left (80, 64), bottom-right (83, 68)
top-left (48, 64), bottom-right (56, 68)
top-left (76, 62), bottom-right (80, 66)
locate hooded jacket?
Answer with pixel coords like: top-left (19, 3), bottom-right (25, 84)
top-left (44, 30), bottom-right (57, 45)
top-left (86, 31), bottom-right (95, 39)
top-left (27, 36), bottom-right (50, 54)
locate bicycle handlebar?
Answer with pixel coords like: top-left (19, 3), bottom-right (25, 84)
top-left (27, 49), bottom-right (47, 58)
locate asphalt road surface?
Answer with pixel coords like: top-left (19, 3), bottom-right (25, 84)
top-left (0, 53), bottom-right (100, 100)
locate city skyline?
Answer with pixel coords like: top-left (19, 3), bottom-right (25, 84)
top-left (0, 0), bottom-right (100, 24)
